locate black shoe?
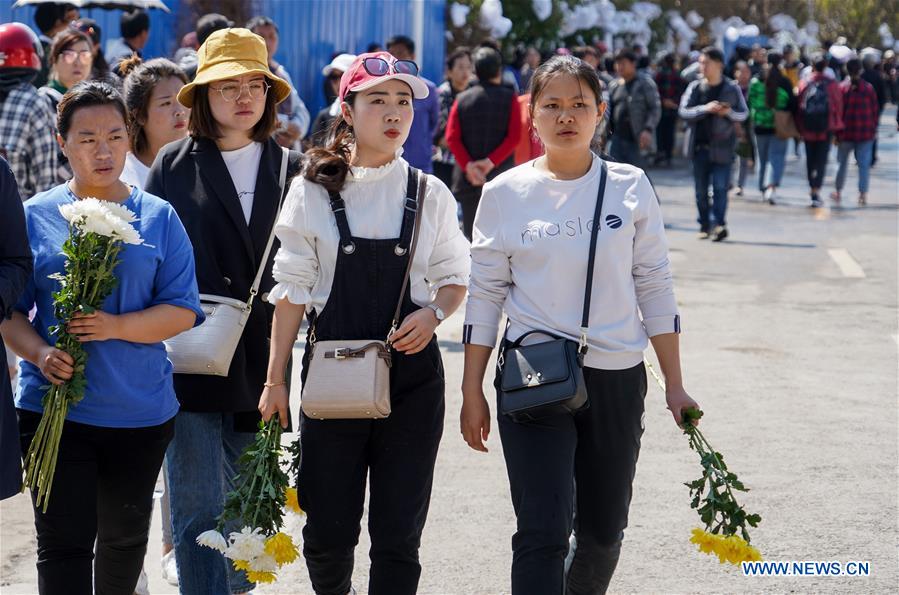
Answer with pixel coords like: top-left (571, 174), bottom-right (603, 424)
top-left (810, 195), bottom-right (823, 208)
top-left (712, 225), bottom-right (728, 242)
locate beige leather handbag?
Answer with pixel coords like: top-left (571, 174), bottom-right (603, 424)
top-left (301, 174), bottom-right (427, 419)
top-left (164, 147), bottom-right (290, 376)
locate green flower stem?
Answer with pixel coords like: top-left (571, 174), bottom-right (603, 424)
top-left (250, 419), bottom-right (282, 530)
top-left (688, 424), bottom-right (740, 507)
top-left (22, 228), bottom-right (126, 512)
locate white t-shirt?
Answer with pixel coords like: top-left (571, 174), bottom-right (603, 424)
top-left (120, 152), bottom-right (151, 189)
top-left (220, 142), bottom-right (263, 224)
top-left (464, 155), bottom-right (680, 370)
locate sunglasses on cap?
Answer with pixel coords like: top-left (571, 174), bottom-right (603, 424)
top-left (362, 57), bottom-right (419, 77)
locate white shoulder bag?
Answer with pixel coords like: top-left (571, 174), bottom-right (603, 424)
top-left (164, 147), bottom-right (290, 376)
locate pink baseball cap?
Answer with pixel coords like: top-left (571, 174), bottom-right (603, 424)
top-left (338, 51), bottom-right (429, 102)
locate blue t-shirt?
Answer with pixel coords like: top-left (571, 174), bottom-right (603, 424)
top-left (15, 184), bottom-right (205, 428)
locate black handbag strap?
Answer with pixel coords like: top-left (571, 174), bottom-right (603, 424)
top-left (499, 160), bottom-right (608, 365)
top-left (578, 160), bottom-right (608, 353)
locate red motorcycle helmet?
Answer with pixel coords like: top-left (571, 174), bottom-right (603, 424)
top-left (0, 23), bottom-right (43, 71)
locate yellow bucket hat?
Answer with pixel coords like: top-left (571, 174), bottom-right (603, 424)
top-left (177, 27), bottom-right (291, 108)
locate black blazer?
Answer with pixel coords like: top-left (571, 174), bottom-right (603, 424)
top-left (0, 157), bottom-right (32, 499)
top-left (145, 136), bottom-right (302, 418)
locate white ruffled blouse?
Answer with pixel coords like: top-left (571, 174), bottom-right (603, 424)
top-left (268, 154), bottom-right (470, 312)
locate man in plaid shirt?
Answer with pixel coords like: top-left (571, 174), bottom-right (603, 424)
top-left (0, 22), bottom-right (57, 200)
top-left (833, 58), bottom-right (879, 206)
top-left (0, 82), bottom-right (57, 199)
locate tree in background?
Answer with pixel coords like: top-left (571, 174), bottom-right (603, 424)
top-left (814, 0), bottom-right (898, 48)
top-left (446, 0), bottom-right (897, 57)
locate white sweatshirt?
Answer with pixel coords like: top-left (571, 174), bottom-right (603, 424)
top-left (463, 155), bottom-right (680, 370)
top-left (269, 155), bottom-right (470, 312)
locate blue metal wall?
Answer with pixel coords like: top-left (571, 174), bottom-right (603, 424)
top-left (1, 0), bottom-right (447, 115)
top-left (258, 0), bottom-right (446, 113)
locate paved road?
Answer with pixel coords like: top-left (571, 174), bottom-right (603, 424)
top-left (2, 108), bottom-right (897, 594)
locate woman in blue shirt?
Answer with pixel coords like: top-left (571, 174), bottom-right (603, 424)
top-left (0, 80), bottom-right (203, 595)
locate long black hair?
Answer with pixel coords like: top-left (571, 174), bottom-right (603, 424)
top-left (303, 93), bottom-right (356, 193)
top-left (764, 51), bottom-right (784, 109)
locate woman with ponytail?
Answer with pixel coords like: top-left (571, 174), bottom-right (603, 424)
top-left (748, 51), bottom-right (797, 204)
top-left (260, 52), bottom-right (469, 594)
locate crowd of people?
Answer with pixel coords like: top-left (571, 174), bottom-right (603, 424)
top-left (0, 3), bottom-right (894, 595)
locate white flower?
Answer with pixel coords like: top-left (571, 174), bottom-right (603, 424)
top-left (249, 553), bottom-right (278, 572)
top-left (102, 201), bottom-right (138, 223)
top-left (196, 529), bottom-right (228, 553)
top-left (226, 526), bottom-right (266, 562)
top-left (59, 198), bottom-right (143, 245)
top-left (105, 213), bottom-right (143, 245)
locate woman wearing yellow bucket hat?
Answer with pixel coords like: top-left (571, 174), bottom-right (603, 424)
top-left (144, 28), bottom-right (302, 595)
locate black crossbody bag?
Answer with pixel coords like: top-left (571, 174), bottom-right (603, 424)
top-left (498, 161), bottom-right (608, 423)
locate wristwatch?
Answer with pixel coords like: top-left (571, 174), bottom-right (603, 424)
top-left (427, 303), bottom-right (445, 325)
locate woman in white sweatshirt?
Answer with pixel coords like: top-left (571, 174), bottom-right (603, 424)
top-left (258, 52), bottom-right (470, 595)
top-left (460, 55), bottom-right (699, 595)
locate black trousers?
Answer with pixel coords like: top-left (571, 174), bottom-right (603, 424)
top-left (497, 363), bottom-right (646, 595)
top-left (298, 340), bottom-right (446, 595)
top-left (804, 138), bottom-right (831, 190)
top-left (656, 110), bottom-right (678, 160)
top-left (17, 409), bottom-right (173, 595)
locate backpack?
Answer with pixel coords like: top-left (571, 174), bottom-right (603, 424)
top-left (801, 81), bottom-right (829, 132)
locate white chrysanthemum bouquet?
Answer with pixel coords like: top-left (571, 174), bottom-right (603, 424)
top-left (197, 416), bottom-right (304, 584)
top-left (22, 198), bottom-right (143, 511)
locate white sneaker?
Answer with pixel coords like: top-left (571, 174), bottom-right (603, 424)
top-left (764, 187), bottom-right (776, 205)
top-left (134, 568), bottom-right (150, 595)
top-left (161, 550), bottom-right (179, 586)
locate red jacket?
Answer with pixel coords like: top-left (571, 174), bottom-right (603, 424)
top-left (797, 74), bottom-right (843, 141)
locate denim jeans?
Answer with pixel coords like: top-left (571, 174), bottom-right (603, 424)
top-left (755, 133), bottom-right (787, 190)
top-left (693, 148), bottom-right (732, 229)
top-left (166, 412), bottom-right (256, 594)
top-left (835, 140), bottom-right (874, 194)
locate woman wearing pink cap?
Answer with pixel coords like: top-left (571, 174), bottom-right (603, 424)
top-left (259, 52), bottom-right (470, 594)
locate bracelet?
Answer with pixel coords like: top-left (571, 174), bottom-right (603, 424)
top-left (263, 381), bottom-right (287, 388)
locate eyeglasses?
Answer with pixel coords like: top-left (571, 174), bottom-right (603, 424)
top-left (209, 80), bottom-right (271, 102)
top-left (60, 49), bottom-right (92, 65)
top-left (362, 57), bottom-right (419, 78)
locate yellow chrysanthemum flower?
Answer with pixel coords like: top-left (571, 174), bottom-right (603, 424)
top-left (690, 528), bottom-right (717, 554)
top-left (285, 487), bottom-right (304, 514)
top-left (691, 528), bottom-right (762, 566)
top-left (232, 558), bottom-right (251, 572)
top-left (264, 531), bottom-right (300, 565)
top-left (247, 569), bottom-right (278, 583)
